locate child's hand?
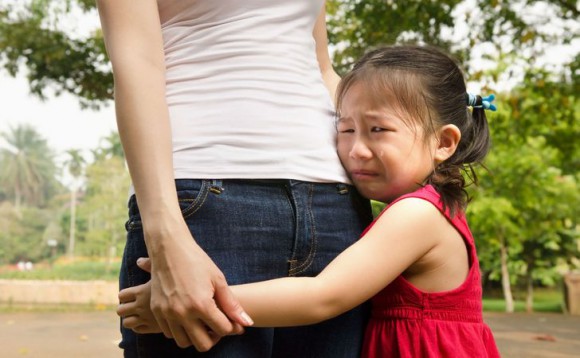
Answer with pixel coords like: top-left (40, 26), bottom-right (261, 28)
top-left (117, 280), bottom-right (163, 334)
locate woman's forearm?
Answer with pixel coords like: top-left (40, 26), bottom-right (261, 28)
top-left (97, 0), bottom-right (185, 248)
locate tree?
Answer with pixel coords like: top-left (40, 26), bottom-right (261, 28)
top-left (91, 131), bottom-right (124, 161)
top-left (468, 196), bottom-right (520, 312)
top-left (1, 1), bottom-right (578, 108)
top-left (1, 0), bottom-right (578, 299)
top-left (470, 135), bottom-right (579, 312)
top-left (0, 124), bottom-right (59, 211)
top-left (76, 155), bottom-right (129, 261)
top-left (0, 0), bottom-right (112, 109)
top-left (469, 66), bottom-right (580, 311)
top-left (327, 1), bottom-right (579, 74)
top-left (0, 201), bottom-right (54, 264)
top-left (63, 148), bottom-right (86, 260)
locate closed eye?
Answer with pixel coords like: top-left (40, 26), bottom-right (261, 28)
top-left (371, 127), bottom-right (389, 132)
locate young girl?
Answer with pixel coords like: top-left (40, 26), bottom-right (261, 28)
top-left (118, 45), bottom-right (501, 357)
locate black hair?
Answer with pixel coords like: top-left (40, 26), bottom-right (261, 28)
top-left (336, 45), bottom-right (491, 216)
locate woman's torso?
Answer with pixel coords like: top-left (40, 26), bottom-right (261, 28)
top-left (157, 0), bottom-right (348, 183)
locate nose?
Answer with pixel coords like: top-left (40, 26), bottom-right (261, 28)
top-left (349, 138), bottom-right (373, 160)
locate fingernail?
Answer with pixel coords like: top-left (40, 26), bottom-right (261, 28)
top-left (241, 311), bottom-right (254, 326)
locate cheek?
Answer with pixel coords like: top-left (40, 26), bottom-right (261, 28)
top-left (337, 139), bottom-right (351, 162)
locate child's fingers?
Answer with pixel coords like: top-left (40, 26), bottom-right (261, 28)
top-left (229, 322), bottom-right (245, 335)
top-left (122, 315), bottom-right (142, 330)
top-left (119, 306), bottom-right (163, 334)
top-left (118, 286), bottom-right (139, 304)
top-left (133, 324), bottom-right (163, 334)
top-left (207, 330), bottom-right (222, 346)
top-left (136, 257), bottom-right (152, 272)
top-left (117, 301), bottom-right (138, 318)
top-left (122, 315), bottom-right (161, 334)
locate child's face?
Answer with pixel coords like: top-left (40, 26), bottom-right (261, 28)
top-left (337, 83), bottom-right (438, 203)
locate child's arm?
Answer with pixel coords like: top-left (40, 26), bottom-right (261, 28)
top-left (233, 198), bottom-right (447, 326)
top-left (119, 198), bottom-right (449, 329)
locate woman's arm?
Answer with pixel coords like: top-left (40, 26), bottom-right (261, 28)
top-left (97, 0), bottom-right (246, 351)
top-left (231, 198), bottom-right (444, 326)
top-left (313, 2), bottom-right (341, 104)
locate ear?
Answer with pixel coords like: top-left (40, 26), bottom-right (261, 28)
top-left (434, 124), bottom-right (461, 163)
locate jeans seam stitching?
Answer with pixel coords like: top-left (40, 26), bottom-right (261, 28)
top-left (181, 180), bottom-right (210, 219)
top-left (289, 183), bottom-right (317, 275)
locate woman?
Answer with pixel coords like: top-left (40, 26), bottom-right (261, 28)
top-left (97, 0), bottom-right (372, 356)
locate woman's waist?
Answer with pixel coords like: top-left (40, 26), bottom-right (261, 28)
top-left (172, 150), bottom-right (350, 184)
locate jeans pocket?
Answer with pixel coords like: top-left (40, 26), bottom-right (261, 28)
top-left (124, 179), bottom-right (214, 232)
top-left (177, 179), bottom-right (211, 219)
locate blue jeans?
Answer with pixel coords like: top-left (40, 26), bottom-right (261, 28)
top-left (120, 179), bottom-right (372, 358)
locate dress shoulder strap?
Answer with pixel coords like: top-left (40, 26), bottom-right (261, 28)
top-left (370, 186), bottom-right (476, 253)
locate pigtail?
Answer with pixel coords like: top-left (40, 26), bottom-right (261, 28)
top-left (427, 163), bottom-right (467, 217)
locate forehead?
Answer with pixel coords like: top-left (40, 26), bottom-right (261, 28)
top-left (339, 82), bottom-right (412, 122)
top-left (340, 82), bottom-right (396, 110)
top-left (338, 71), bottom-right (430, 125)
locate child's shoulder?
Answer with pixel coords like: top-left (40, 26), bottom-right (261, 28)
top-left (372, 194), bottom-right (449, 236)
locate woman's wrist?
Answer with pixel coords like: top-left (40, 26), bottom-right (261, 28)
top-left (140, 204), bottom-right (191, 252)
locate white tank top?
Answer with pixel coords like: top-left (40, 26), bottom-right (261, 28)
top-left (158, 0), bottom-right (349, 183)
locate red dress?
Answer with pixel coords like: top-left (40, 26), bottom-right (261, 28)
top-left (361, 185), bottom-right (500, 358)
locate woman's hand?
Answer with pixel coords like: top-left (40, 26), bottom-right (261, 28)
top-left (147, 232), bottom-right (251, 351)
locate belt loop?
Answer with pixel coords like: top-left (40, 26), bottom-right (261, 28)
top-left (336, 183), bottom-right (349, 195)
top-left (209, 179), bottom-right (224, 195)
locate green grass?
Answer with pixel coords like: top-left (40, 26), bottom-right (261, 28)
top-left (483, 288), bottom-right (564, 313)
top-left (0, 259), bottom-right (121, 281)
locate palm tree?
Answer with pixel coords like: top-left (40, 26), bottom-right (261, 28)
top-left (0, 124), bottom-right (58, 212)
top-left (63, 149), bottom-right (86, 260)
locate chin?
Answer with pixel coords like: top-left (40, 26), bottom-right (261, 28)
top-left (357, 187), bottom-right (389, 203)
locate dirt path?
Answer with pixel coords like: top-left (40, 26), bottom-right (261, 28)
top-left (484, 312), bottom-right (580, 357)
top-left (0, 310), bottom-right (579, 357)
top-left (0, 311), bottom-right (122, 358)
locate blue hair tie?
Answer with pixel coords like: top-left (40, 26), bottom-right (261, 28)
top-left (466, 93), bottom-right (496, 112)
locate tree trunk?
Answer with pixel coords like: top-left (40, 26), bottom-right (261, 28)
top-left (14, 184), bottom-right (22, 217)
top-left (68, 187), bottom-right (77, 260)
top-left (526, 267), bottom-right (534, 313)
top-left (500, 236), bottom-right (514, 313)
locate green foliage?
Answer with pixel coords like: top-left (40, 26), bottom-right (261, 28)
top-left (371, 200), bottom-right (386, 218)
top-left (0, 0), bottom-right (112, 109)
top-left (482, 298), bottom-right (563, 313)
top-left (0, 1), bottom-right (577, 304)
top-left (0, 126), bottom-right (129, 266)
top-left (483, 287), bottom-right (565, 312)
top-left (0, 203), bottom-right (55, 264)
top-left (327, 0), bottom-right (459, 73)
top-left (73, 154), bottom-right (129, 257)
top-left (0, 124), bottom-right (60, 208)
top-left (468, 71), bottom-right (580, 293)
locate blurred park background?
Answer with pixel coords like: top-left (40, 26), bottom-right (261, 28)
top-left (0, 0), bottom-right (578, 328)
